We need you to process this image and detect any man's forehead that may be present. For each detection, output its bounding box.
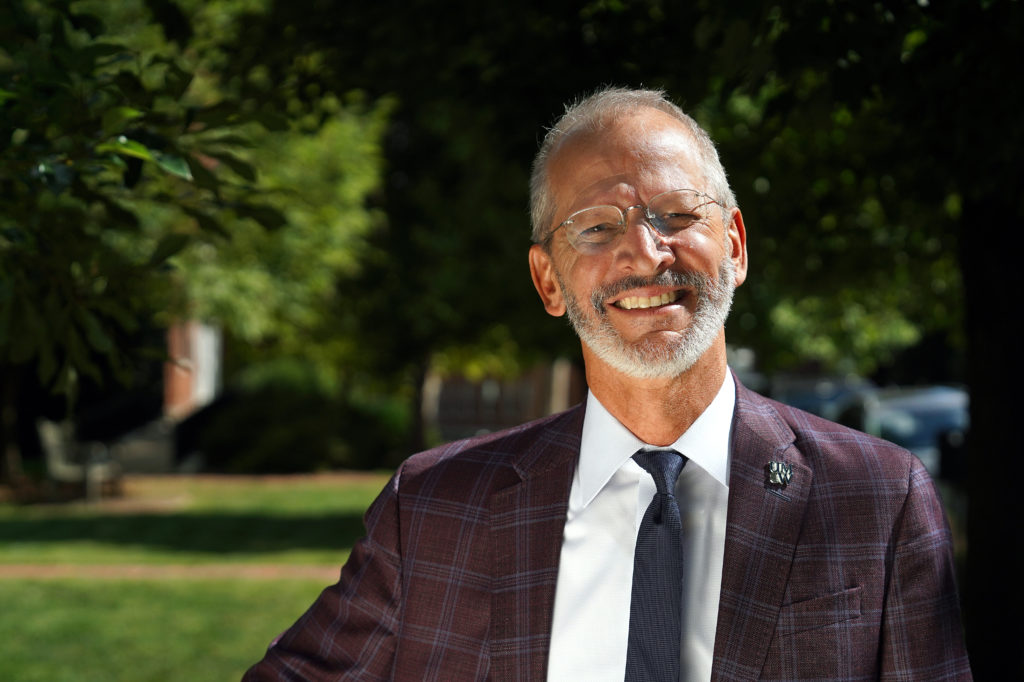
[551,110,699,173]
[547,110,704,204]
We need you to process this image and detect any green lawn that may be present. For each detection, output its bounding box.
[0,472,392,681]
[0,578,327,681]
[0,473,390,565]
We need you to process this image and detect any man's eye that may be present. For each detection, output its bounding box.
[577,223,619,241]
[656,213,700,232]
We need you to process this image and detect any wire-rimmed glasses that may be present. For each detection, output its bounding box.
[543,188,723,253]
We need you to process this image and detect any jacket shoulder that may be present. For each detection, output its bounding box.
[395,404,584,495]
[736,384,923,480]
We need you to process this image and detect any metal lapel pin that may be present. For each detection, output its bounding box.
[765,461,794,489]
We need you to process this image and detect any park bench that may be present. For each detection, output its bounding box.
[36,419,122,500]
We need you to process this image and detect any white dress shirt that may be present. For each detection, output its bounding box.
[547,373,735,682]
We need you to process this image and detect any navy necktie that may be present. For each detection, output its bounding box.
[625,448,687,682]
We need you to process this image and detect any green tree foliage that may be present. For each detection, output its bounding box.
[0,1,390,476]
[0,0,282,393]
[184,1,1018,670]
[702,4,972,375]
[168,95,391,382]
[193,0,963,380]
[149,1,976,472]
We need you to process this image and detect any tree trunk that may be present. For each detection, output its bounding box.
[961,202,1023,678]
[0,366,25,487]
[407,358,430,458]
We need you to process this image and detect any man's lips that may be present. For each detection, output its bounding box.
[611,289,683,310]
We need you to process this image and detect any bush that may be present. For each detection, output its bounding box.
[176,356,411,474]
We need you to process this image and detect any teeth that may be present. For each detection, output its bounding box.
[615,291,679,310]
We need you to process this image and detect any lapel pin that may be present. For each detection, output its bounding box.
[765,461,793,489]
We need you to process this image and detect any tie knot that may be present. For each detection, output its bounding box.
[632,449,686,495]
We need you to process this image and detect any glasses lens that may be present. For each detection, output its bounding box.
[564,206,625,246]
[648,190,715,235]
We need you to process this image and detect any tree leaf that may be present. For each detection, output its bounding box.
[96,196,141,230]
[190,102,242,129]
[183,208,230,238]
[37,342,59,384]
[75,308,115,355]
[148,233,191,266]
[203,133,255,148]
[92,299,139,333]
[165,61,194,99]
[67,11,106,38]
[186,155,222,193]
[79,42,128,65]
[155,152,194,180]
[66,328,102,384]
[10,294,46,364]
[96,136,157,162]
[204,150,257,181]
[235,204,288,230]
[255,110,289,132]
[149,55,194,99]
[112,71,148,103]
[101,107,145,137]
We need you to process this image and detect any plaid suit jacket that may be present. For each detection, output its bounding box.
[243,380,971,680]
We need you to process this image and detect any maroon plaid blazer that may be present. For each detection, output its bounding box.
[243,381,971,680]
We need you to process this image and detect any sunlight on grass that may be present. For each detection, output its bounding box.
[0,539,353,566]
[0,473,393,680]
[0,473,392,566]
[0,579,327,682]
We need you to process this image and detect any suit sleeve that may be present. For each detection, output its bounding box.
[879,460,972,680]
[242,470,404,681]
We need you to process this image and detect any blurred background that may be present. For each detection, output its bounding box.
[1,0,1019,679]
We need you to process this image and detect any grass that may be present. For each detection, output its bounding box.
[0,578,327,681]
[0,472,392,682]
[0,473,390,565]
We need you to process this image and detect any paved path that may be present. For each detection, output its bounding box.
[0,563,339,581]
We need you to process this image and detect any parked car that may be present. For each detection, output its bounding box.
[769,374,875,422]
[833,385,969,479]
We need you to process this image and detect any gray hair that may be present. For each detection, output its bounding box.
[529,87,736,243]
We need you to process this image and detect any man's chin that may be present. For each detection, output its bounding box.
[583,337,701,380]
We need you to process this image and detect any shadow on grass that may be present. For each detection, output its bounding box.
[0,512,368,555]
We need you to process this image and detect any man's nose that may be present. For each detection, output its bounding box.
[612,207,675,274]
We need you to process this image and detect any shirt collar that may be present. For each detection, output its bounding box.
[577,371,735,508]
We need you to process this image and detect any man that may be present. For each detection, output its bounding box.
[244,88,971,680]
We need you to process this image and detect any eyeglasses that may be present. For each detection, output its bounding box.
[543,188,723,253]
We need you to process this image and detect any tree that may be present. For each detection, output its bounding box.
[708,3,1021,674]
[190,0,967,440]
[168,94,391,381]
[184,0,1019,672]
[0,0,303,481]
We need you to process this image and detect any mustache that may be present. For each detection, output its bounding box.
[589,269,709,312]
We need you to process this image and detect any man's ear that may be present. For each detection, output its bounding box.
[727,208,748,288]
[529,244,567,317]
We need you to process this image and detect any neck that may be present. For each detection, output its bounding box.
[583,336,728,446]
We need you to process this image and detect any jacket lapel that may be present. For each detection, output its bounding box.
[712,383,812,680]
[488,405,582,681]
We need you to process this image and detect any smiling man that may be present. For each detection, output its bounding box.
[244,88,971,681]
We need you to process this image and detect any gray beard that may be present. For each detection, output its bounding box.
[558,257,736,380]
